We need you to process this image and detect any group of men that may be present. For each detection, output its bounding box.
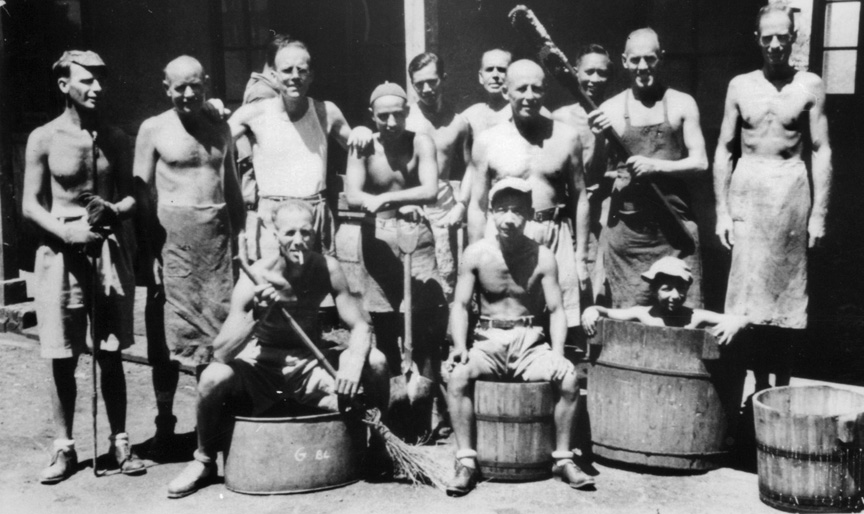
[23,1,830,500]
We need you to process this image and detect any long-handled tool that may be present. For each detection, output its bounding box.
[509,5,695,255]
[236,237,448,489]
[395,217,434,441]
[88,130,103,477]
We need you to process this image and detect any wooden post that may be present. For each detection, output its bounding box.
[403,0,439,99]
[0,6,28,306]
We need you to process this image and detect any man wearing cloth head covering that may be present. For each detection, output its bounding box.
[447,177,594,496]
[343,82,447,439]
[23,50,145,483]
[582,256,750,339]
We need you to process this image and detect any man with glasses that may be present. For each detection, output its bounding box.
[588,28,708,310]
[713,4,832,390]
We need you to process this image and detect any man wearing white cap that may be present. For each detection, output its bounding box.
[467,59,590,335]
[447,177,593,496]
[22,50,145,483]
[344,82,447,437]
[582,256,750,340]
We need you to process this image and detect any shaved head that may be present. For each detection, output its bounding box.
[506,59,545,87]
[163,55,205,83]
[625,28,661,55]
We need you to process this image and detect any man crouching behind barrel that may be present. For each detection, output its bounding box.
[167,199,389,499]
[445,177,594,496]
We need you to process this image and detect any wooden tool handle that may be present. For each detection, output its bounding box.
[236,241,339,379]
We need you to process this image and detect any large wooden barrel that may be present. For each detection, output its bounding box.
[754,385,864,512]
[587,319,732,470]
[475,380,555,481]
[224,412,365,495]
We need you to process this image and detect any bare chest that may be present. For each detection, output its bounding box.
[155,127,226,170]
[47,134,112,190]
[739,81,811,130]
[364,149,414,192]
[487,134,568,182]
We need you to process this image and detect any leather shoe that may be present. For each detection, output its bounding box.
[445,459,479,497]
[552,459,595,489]
[167,459,217,499]
[40,447,77,484]
[110,434,146,475]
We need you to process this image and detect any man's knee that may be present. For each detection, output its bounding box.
[448,364,477,397]
[366,348,389,377]
[198,363,236,396]
[554,372,580,402]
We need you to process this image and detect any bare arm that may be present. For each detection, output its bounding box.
[567,131,590,288]
[539,247,567,353]
[109,128,136,218]
[627,94,708,176]
[328,255,372,398]
[227,103,256,142]
[467,133,491,243]
[221,125,246,235]
[713,79,741,250]
[581,305,649,336]
[687,309,750,346]
[132,119,162,278]
[325,101,352,151]
[449,244,479,363]
[21,128,72,241]
[807,75,832,248]
[212,273,256,363]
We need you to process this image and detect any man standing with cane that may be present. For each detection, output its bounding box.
[23,50,145,483]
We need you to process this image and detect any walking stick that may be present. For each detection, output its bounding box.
[88,131,102,477]
[235,236,448,489]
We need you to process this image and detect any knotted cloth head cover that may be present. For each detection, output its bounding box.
[53,50,106,74]
[369,81,408,106]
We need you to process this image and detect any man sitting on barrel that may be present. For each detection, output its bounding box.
[167,199,389,499]
[445,177,594,496]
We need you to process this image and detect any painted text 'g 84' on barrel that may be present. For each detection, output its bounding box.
[755,385,864,513]
[225,412,366,495]
[475,380,555,481]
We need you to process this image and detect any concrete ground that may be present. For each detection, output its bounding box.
[0,329,784,514]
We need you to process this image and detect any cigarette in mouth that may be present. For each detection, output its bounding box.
[297,251,304,265]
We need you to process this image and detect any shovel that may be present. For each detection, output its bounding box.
[388,216,435,440]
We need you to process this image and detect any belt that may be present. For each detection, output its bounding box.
[477,316,535,330]
[261,191,326,205]
[533,206,564,223]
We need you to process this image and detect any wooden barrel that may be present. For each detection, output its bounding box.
[587,319,732,470]
[224,412,365,495]
[754,385,864,513]
[475,380,555,481]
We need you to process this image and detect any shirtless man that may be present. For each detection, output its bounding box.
[345,82,447,437]
[167,200,389,498]
[134,56,245,459]
[22,50,145,483]
[446,178,593,496]
[229,35,356,260]
[589,28,708,309]
[468,59,590,331]
[714,4,831,390]
[461,48,514,147]
[552,44,613,237]
[406,52,472,300]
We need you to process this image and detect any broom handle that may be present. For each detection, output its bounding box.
[235,256,338,378]
[402,252,412,373]
[90,131,100,477]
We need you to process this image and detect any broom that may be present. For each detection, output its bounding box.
[235,240,449,490]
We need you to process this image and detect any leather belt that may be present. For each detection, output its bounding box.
[533,206,563,222]
[477,317,535,330]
